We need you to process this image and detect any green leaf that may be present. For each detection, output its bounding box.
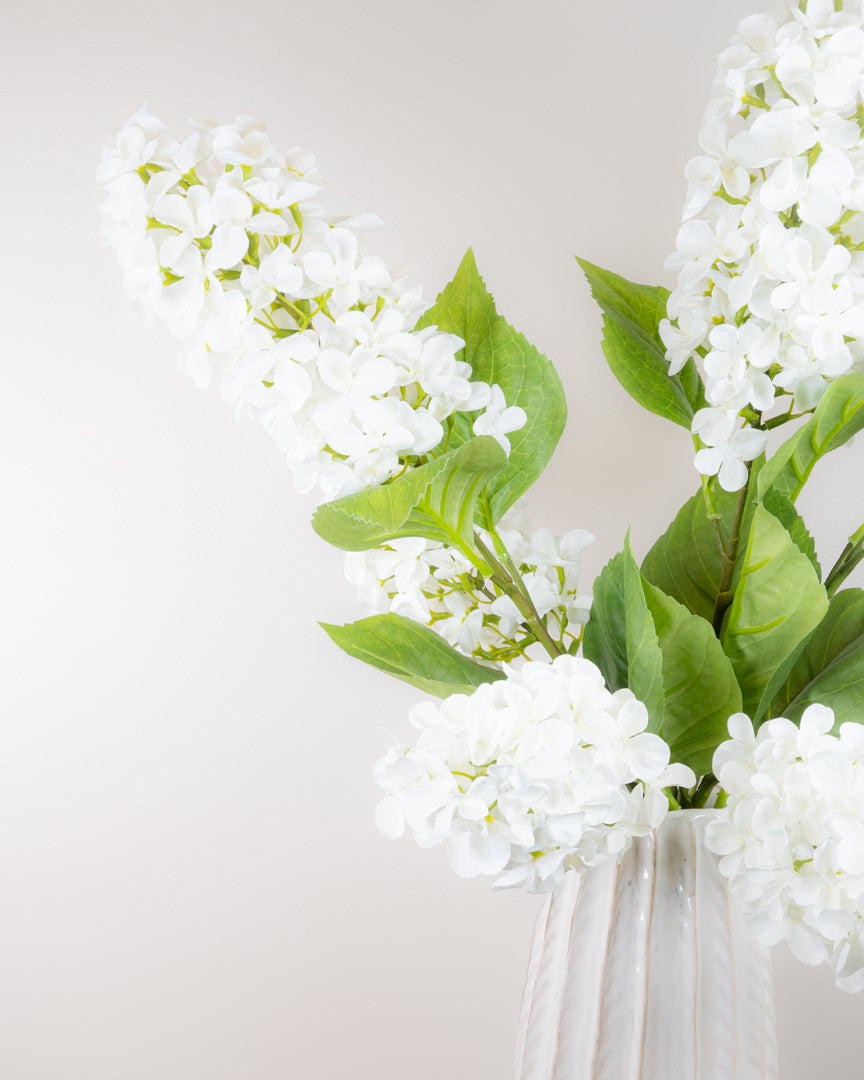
[582,539,665,731]
[417,250,567,523]
[766,587,864,726]
[757,373,864,502]
[582,551,629,693]
[311,436,507,551]
[320,614,505,698]
[641,486,740,623]
[752,631,814,727]
[761,488,821,578]
[577,257,705,429]
[642,581,742,776]
[621,541,666,728]
[721,504,829,716]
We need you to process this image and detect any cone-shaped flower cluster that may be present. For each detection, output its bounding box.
[98,110,521,502]
[374,655,694,892]
[663,0,864,491]
[707,707,864,992]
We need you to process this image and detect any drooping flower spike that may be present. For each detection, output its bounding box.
[98,110,523,503]
[663,0,864,490]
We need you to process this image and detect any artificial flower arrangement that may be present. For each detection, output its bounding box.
[99,0,864,1002]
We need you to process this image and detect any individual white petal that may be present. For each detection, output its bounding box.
[799,186,843,229]
[316,348,353,393]
[838,837,864,876]
[717,455,749,493]
[729,426,768,460]
[302,250,337,288]
[211,184,252,224]
[209,224,250,269]
[798,703,835,738]
[694,446,724,477]
[327,228,359,271]
[659,762,697,788]
[249,211,290,236]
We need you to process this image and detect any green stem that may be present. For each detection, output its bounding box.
[700,476,729,562]
[273,294,308,326]
[690,773,718,809]
[473,533,564,659]
[413,498,562,659]
[824,522,864,597]
[414,500,492,574]
[665,788,683,811]
[762,409,805,431]
[711,473,751,637]
[696,443,723,548]
[711,515,727,562]
[566,624,585,656]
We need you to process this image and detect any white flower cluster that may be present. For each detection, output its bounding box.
[345,507,594,660]
[662,0,864,491]
[706,707,864,991]
[98,109,524,502]
[374,655,695,892]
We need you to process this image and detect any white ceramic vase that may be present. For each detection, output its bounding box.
[513,810,777,1080]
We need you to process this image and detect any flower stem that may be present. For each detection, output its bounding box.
[824,522,864,597]
[665,787,683,811]
[690,772,718,808]
[472,532,564,659]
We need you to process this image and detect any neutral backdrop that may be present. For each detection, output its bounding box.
[3,0,863,1076]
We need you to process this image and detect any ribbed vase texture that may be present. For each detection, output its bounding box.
[514,810,777,1080]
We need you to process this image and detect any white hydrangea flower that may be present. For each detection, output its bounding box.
[344,505,594,660]
[664,0,864,491]
[472,385,528,454]
[98,110,524,503]
[692,407,768,492]
[374,655,695,892]
[706,706,864,992]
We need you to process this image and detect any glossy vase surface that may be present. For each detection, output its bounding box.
[514,810,777,1080]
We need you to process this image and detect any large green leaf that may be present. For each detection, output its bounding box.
[311,436,507,551]
[752,630,814,726]
[642,581,742,776]
[641,486,740,623]
[582,551,628,694]
[417,250,567,523]
[761,488,820,578]
[321,614,505,698]
[721,504,829,716]
[577,257,705,429]
[582,540,665,731]
[766,588,864,726]
[757,373,864,502]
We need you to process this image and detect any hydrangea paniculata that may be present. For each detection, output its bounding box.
[706,706,864,991]
[98,110,524,502]
[663,0,864,491]
[374,655,695,892]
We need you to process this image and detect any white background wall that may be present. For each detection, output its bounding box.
[2,0,863,1076]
